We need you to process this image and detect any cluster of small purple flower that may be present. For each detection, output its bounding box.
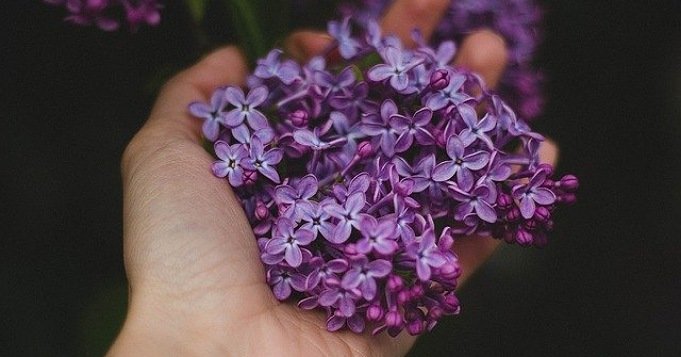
[188,18,577,335]
[339,0,545,120]
[44,0,161,31]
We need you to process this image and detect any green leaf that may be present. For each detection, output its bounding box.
[185,0,209,23]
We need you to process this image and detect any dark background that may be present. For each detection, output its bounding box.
[3,1,680,356]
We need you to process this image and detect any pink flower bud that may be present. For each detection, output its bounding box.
[288,109,308,127]
[429,69,450,90]
[559,174,579,192]
[366,304,384,322]
[356,141,373,158]
[387,275,404,292]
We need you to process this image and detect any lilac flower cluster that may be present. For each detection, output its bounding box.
[188,19,577,335]
[44,0,161,31]
[339,0,545,120]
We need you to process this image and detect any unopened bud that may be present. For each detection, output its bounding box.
[254,201,269,220]
[429,69,450,90]
[288,109,308,127]
[356,141,373,158]
[366,304,384,322]
[497,193,513,210]
[534,206,551,223]
[387,275,404,292]
[516,228,533,246]
[559,174,579,192]
[243,170,258,185]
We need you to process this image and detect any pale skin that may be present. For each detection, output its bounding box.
[109,1,558,355]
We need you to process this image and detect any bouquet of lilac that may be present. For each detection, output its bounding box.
[340,0,545,120]
[44,0,161,31]
[188,18,578,336]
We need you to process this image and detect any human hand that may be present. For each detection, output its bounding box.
[109,1,557,356]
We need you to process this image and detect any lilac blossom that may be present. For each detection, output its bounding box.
[424,71,471,111]
[368,46,422,92]
[211,142,248,186]
[264,217,315,267]
[389,107,435,152]
[324,192,368,243]
[342,256,392,300]
[432,135,490,191]
[242,136,283,183]
[360,99,398,157]
[512,167,556,219]
[406,228,447,281]
[188,14,578,336]
[355,216,398,255]
[223,86,269,131]
[45,0,162,32]
[188,88,227,142]
[328,17,362,59]
[254,49,300,85]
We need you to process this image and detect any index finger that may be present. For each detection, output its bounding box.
[286,0,451,60]
[145,46,248,144]
[379,0,451,48]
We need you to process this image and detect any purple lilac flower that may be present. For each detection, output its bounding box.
[223,86,269,131]
[328,17,362,59]
[188,88,226,142]
[341,256,392,300]
[424,71,471,111]
[339,0,545,120]
[406,228,447,281]
[355,216,398,255]
[512,167,556,219]
[367,46,423,92]
[324,192,369,243]
[360,99,398,157]
[254,49,300,85]
[211,142,248,186]
[432,135,490,191]
[242,136,283,183]
[45,0,162,32]
[264,217,315,267]
[389,107,435,152]
[189,14,577,336]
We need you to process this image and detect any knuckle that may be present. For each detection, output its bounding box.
[461,30,509,70]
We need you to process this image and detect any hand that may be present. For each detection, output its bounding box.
[109,1,557,356]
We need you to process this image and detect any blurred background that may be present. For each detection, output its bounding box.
[2,0,680,355]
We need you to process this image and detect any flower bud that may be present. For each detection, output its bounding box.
[410,284,425,299]
[427,306,444,321]
[429,69,450,90]
[559,174,579,192]
[407,319,425,335]
[243,170,258,185]
[534,206,551,223]
[254,200,269,221]
[397,290,411,305]
[441,293,460,313]
[497,193,513,210]
[288,109,308,127]
[385,310,403,328]
[356,141,373,158]
[523,218,538,231]
[558,193,577,205]
[366,304,384,322]
[516,228,533,246]
[343,243,358,255]
[387,275,404,292]
[506,207,521,222]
